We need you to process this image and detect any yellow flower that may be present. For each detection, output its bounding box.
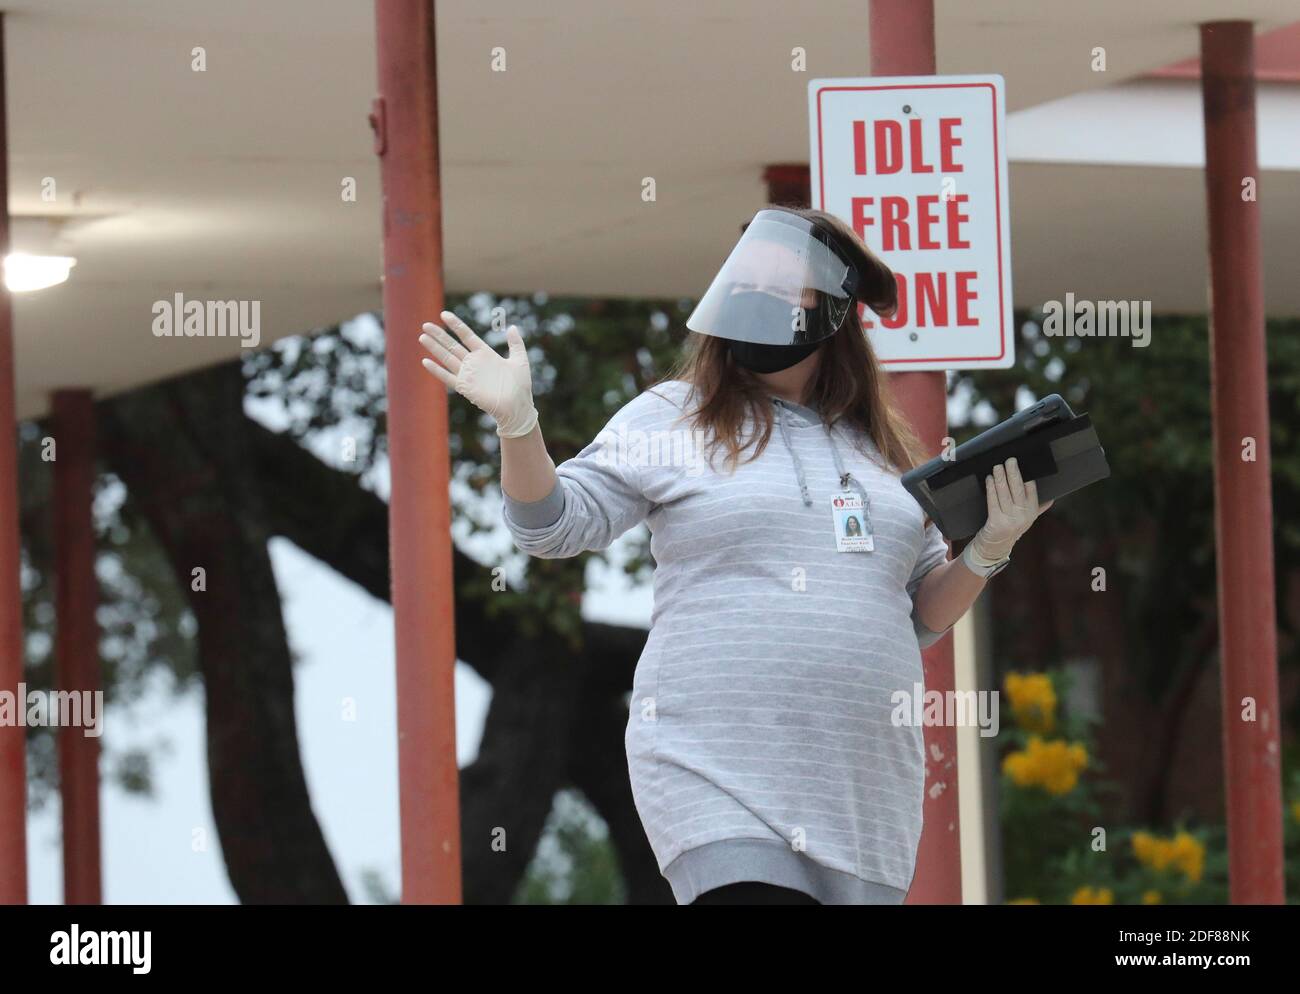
[1001,735,1089,795]
[1291,799,1300,826]
[1006,897,1040,905]
[1002,749,1034,787]
[1170,831,1205,883]
[1132,830,1205,883]
[1004,672,1057,733]
[1132,831,1162,868]
[1142,890,1163,905]
[1071,886,1114,905]
[1131,830,1152,853]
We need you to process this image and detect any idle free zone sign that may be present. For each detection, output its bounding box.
[808,75,1015,370]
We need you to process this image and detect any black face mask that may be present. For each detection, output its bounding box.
[728,337,822,373]
[718,291,829,373]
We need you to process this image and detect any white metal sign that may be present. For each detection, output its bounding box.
[808,74,1014,370]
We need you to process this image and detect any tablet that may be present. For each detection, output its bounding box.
[901,394,1110,540]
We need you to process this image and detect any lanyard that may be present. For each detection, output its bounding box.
[772,395,872,527]
[823,422,873,529]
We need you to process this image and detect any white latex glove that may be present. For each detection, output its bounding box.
[419,311,539,438]
[966,457,1053,567]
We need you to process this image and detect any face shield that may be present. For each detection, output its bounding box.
[685,209,863,346]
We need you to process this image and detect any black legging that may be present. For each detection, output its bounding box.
[690,881,820,905]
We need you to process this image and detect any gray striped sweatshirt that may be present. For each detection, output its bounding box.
[502,379,951,904]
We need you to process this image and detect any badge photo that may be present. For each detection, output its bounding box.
[832,493,874,552]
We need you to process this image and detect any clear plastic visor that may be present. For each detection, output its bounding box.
[685,215,855,346]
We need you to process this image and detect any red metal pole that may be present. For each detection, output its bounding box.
[51,389,102,904]
[372,0,462,904]
[1199,21,1283,905]
[870,0,962,905]
[0,13,29,907]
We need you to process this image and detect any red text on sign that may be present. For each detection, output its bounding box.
[852,195,971,251]
[862,272,979,331]
[852,117,964,175]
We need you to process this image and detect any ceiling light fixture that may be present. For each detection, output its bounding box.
[4,253,77,293]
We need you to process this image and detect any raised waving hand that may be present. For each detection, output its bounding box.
[419,310,538,438]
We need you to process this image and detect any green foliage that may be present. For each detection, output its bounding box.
[1000,667,1107,895]
[513,790,625,905]
[998,667,1300,904]
[357,867,399,905]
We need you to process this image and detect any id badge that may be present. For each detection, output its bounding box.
[831,492,874,552]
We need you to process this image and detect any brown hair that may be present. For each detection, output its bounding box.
[657,205,925,475]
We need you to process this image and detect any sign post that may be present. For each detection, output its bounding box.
[808,63,1015,904]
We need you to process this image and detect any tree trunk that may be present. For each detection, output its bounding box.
[100,366,347,903]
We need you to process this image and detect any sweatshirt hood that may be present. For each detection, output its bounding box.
[767,394,822,427]
[770,394,866,512]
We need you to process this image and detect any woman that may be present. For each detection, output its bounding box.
[419,206,1050,906]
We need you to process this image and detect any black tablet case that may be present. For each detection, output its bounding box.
[901,400,1110,541]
